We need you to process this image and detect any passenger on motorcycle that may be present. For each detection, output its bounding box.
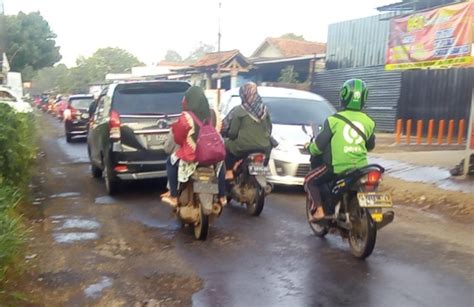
[306,79,376,222]
[222,82,272,180]
[161,86,226,207]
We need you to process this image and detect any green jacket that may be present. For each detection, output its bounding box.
[224,106,272,156]
[309,110,376,174]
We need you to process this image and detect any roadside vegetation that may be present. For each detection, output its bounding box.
[0,104,36,281]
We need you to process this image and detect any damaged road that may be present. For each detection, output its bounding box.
[5,115,474,306]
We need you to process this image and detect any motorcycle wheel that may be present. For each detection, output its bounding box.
[247,188,265,216]
[306,195,328,237]
[348,199,377,259]
[194,203,209,240]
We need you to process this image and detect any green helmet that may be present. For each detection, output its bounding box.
[340,79,369,110]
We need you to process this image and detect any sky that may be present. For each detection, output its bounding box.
[5,0,394,67]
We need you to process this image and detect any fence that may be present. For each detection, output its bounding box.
[395,118,466,145]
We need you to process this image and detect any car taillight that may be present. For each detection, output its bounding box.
[109,110,121,140]
[251,153,265,164]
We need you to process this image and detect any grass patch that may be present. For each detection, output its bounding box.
[0,104,36,282]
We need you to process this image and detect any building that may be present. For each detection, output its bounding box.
[312,0,473,132]
[174,50,252,90]
[250,37,326,84]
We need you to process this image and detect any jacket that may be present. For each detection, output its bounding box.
[224,105,272,156]
[309,110,375,174]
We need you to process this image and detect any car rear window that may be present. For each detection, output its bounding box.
[70,98,94,110]
[112,82,190,115]
[228,96,335,126]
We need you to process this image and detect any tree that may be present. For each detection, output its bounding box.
[280,33,306,41]
[31,64,70,94]
[278,65,300,83]
[184,42,215,64]
[30,48,143,94]
[163,50,183,62]
[5,12,61,80]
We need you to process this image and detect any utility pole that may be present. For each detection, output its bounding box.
[216,1,222,107]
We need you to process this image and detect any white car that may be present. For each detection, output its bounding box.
[220,86,335,186]
[0,87,33,113]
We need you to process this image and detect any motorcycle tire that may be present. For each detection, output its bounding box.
[348,200,377,259]
[194,203,209,240]
[306,195,328,237]
[247,188,265,216]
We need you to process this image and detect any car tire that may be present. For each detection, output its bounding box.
[66,133,72,143]
[91,164,102,178]
[104,157,119,195]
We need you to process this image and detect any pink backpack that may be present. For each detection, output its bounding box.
[188,112,226,166]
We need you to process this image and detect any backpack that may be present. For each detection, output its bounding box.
[188,112,226,166]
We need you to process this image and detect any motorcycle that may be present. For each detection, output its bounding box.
[306,164,395,259]
[175,165,223,240]
[226,152,272,216]
[302,123,394,258]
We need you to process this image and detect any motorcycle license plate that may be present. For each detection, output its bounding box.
[357,192,393,208]
[248,164,267,175]
[193,181,218,194]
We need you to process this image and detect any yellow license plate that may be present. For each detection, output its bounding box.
[357,192,393,208]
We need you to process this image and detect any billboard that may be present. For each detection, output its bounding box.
[386,1,474,70]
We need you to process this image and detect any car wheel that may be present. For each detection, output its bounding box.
[66,133,72,143]
[104,157,119,195]
[91,164,102,178]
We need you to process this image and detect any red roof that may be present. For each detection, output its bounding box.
[158,61,186,67]
[192,50,242,68]
[253,38,326,58]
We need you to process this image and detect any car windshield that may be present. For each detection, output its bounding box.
[228,96,334,125]
[113,83,189,115]
[70,98,94,110]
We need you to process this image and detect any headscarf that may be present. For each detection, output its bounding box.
[183,86,211,122]
[239,82,267,122]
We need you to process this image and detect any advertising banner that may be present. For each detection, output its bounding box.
[386,1,474,70]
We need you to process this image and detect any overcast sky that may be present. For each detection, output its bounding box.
[5,0,394,66]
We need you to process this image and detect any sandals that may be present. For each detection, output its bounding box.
[161,195,178,208]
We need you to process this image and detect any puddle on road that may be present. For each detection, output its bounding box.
[369,157,474,193]
[84,276,113,299]
[57,138,89,163]
[60,218,100,230]
[95,196,115,205]
[50,167,66,177]
[50,192,81,199]
[53,232,99,244]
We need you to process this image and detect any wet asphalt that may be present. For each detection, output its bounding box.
[33,115,474,306]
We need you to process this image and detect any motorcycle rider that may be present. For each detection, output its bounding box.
[306,79,375,221]
[222,82,272,180]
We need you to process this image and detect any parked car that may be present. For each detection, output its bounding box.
[0,87,33,113]
[64,94,95,142]
[220,86,335,186]
[87,80,191,194]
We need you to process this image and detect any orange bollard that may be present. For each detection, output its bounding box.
[457,119,465,145]
[416,120,423,145]
[447,120,455,145]
[406,119,412,144]
[437,120,445,145]
[427,119,434,145]
[395,119,402,144]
